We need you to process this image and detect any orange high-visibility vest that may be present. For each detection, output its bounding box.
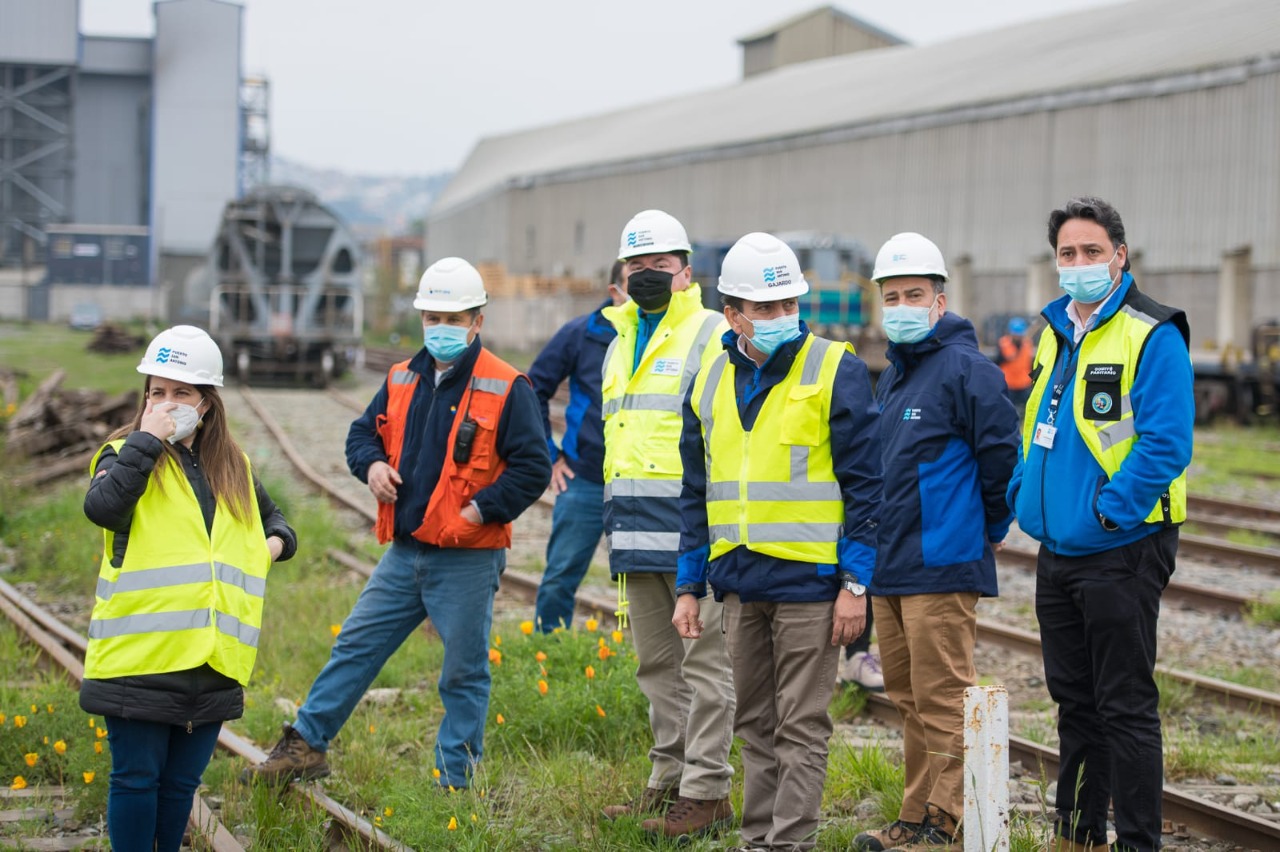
[998,335,1034,391]
[374,348,524,549]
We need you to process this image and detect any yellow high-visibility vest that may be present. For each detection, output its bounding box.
[601,285,725,561]
[84,440,271,686]
[1023,298,1187,525]
[693,333,848,563]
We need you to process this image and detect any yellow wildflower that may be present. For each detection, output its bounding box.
[368,725,376,734]
[488,648,502,665]
[611,630,624,643]
[538,680,548,695]
[83,772,95,784]
[30,704,36,713]
[94,742,103,754]
[46,704,54,714]
[54,741,66,755]
[598,646,613,661]
[584,665,595,680]
[384,806,394,817]
[471,813,478,823]
[23,754,37,767]
[496,714,505,725]
[42,736,49,745]
[11,776,26,790]
[0,713,5,725]
[492,635,501,647]
[88,718,95,728]
[330,624,342,637]
[432,768,441,779]
[535,651,547,662]
[14,716,27,728]
[585,618,599,632]
[597,705,607,718]
[96,727,106,739]
[519,620,534,635]
[447,816,458,830]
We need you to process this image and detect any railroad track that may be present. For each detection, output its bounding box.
[236,381,1280,850]
[997,545,1261,617]
[0,578,408,851]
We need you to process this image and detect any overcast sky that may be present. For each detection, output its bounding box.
[81,0,1122,177]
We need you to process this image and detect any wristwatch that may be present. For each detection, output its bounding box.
[840,578,867,596]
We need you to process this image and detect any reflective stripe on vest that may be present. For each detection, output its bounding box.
[1023,298,1187,525]
[84,440,270,686]
[601,288,726,566]
[694,333,848,563]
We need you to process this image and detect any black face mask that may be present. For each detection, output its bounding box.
[626,268,675,312]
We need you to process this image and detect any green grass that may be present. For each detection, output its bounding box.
[1190,424,1280,497]
[1245,591,1280,628]
[0,320,151,399]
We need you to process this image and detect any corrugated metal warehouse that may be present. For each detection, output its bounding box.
[0,0,242,320]
[426,0,1280,352]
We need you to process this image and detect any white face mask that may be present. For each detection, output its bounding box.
[168,399,203,445]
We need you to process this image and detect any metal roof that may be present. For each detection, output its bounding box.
[735,4,907,47]
[431,0,1280,216]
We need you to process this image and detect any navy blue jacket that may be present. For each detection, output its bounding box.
[526,301,616,484]
[345,337,551,541]
[677,327,882,603]
[873,312,1020,597]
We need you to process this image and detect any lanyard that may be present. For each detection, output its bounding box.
[1045,346,1080,427]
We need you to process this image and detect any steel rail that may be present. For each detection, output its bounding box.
[863,694,1280,851]
[996,546,1259,617]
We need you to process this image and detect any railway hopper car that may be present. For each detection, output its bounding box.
[208,186,362,386]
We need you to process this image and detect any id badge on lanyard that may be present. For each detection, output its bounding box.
[1035,350,1079,451]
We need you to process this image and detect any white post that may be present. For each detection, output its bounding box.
[964,685,1010,852]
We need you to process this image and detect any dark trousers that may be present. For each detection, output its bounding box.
[1036,527,1177,852]
[105,716,222,852]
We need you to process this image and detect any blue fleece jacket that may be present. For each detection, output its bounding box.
[345,337,551,540]
[1007,274,1193,556]
[873,312,1020,597]
[526,300,616,484]
[676,326,882,602]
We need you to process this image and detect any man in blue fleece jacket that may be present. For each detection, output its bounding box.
[1009,197,1192,852]
[853,232,1020,852]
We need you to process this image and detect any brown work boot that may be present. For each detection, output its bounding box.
[854,819,922,851]
[640,795,734,838]
[240,723,330,784]
[600,783,677,820]
[888,803,960,850]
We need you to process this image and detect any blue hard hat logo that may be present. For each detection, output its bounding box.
[1091,392,1113,415]
[762,267,777,283]
[626,232,638,247]
[156,347,172,364]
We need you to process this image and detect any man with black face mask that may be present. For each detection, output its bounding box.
[598,210,735,841]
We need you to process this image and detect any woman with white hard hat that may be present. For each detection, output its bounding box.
[80,325,297,852]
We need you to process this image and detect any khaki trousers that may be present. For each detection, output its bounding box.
[873,592,979,823]
[724,595,839,851]
[626,572,735,799]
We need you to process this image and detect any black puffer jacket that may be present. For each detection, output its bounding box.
[79,430,296,727]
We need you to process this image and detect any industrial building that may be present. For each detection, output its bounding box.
[0,0,250,321]
[427,0,1280,355]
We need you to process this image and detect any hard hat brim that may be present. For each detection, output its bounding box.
[413,296,488,312]
[137,362,224,387]
[716,279,810,301]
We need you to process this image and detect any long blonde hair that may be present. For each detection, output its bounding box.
[108,377,253,524]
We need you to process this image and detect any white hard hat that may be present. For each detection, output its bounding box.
[872,232,949,283]
[717,232,810,301]
[414,257,488,312]
[618,209,692,260]
[138,325,224,387]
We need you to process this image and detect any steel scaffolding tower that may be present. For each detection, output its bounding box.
[0,62,74,266]
[240,75,270,195]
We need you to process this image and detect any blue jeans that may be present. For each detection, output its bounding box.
[104,716,222,852]
[294,541,503,788]
[535,476,604,633]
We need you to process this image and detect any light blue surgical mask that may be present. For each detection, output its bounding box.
[881,299,938,344]
[744,312,801,357]
[1058,249,1120,303]
[423,323,472,362]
